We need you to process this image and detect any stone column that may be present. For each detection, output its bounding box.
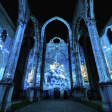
[0,0,30,111]
[28,28,39,102]
[72,41,84,98]
[86,19,112,111]
[40,41,46,93]
[74,42,83,87]
[86,19,111,82]
[2,22,26,82]
[32,18,40,102]
[0,83,14,112]
[0,22,27,112]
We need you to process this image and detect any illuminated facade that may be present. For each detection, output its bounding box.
[43,37,71,90]
[100,25,112,79]
[0,0,112,112]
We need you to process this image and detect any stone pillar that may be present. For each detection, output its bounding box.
[68,44,74,90]
[31,17,40,102]
[72,41,84,98]
[99,84,112,111]
[36,87,41,101]
[27,27,39,102]
[0,0,30,111]
[74,42,83,87]
[86,19,111,83]
[40,42,46,92]
[23,17,40,102]
[0,22,26,112]
[26,88,34,102]
[86,19,112,111]
[2,22,26,82]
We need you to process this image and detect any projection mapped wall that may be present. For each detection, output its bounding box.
[43,37,71,90]
[0,28,13,81]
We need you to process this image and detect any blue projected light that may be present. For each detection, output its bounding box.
[43,37,71,90]
[41,17,73,90]
[24,17,73,90]
[44,61,70,90]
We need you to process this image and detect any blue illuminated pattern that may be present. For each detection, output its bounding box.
[0,28,12,81]
[43,37,71,90]
[41,17,73,90]
[100,26,112,79]
[44,61,70,90]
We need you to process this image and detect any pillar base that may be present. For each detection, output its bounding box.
[48,89,54,99]
[99,83,112,112]
[72,87,88,100]
[60,90,64,98]
[0,82,14,112]
[36,88,41,102]
[26,88,34,102]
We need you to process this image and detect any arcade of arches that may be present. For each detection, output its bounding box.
[0,0,112,112]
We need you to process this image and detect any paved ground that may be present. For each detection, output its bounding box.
[15,99,97,112]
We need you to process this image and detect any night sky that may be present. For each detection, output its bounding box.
[0,0,112,34]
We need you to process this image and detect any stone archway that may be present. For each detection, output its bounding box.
[41,16,72,47]
[40,17,73,92]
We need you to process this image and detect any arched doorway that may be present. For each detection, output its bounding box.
[40,17,73,96]
[78,19,101,100]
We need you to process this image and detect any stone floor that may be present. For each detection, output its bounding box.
[15,99,97,112]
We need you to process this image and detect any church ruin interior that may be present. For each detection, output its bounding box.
[0,0,112,112]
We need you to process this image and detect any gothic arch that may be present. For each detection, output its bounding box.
[72,17,86,49]
[40,16,73,90]
[41,16,72,48]
[74,17,87,40]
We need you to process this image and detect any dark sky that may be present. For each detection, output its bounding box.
[0,0,112,33]
[94,0,112,33]
[28,0,76,24]
[0,0,76,25]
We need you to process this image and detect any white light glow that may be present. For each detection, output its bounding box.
[27,68,34,83]
[80,64,88,82]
